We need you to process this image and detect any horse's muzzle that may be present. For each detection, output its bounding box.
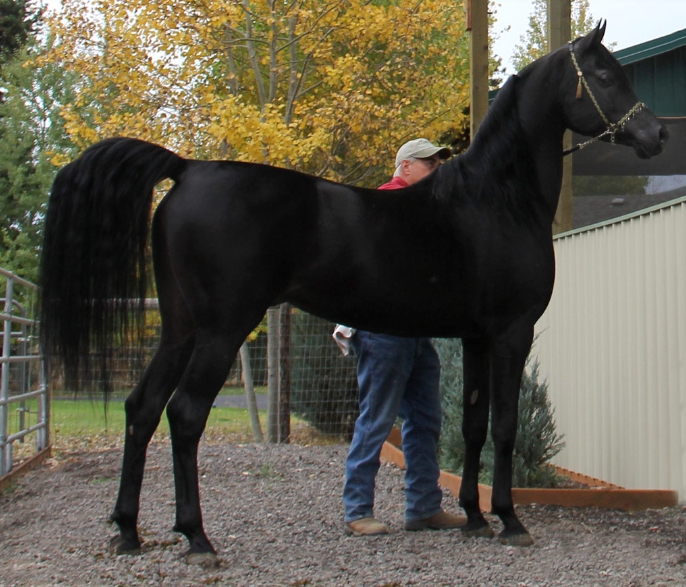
[629,119,669,159]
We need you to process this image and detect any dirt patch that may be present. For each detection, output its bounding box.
[1,442,685,587]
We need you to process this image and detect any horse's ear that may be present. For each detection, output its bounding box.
[575,20,607,52]
[593,20,607,44]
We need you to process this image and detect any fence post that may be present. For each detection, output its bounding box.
[240,342,263,442]
[278,303,291,443]
[266,306,280,443]
[0,278,14,476]
[18,304,27,441]
[37,360,49,452]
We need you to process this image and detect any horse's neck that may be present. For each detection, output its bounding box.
[514,56,568,220]
[459,63,567,224]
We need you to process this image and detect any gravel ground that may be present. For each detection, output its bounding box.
[1,442,685,587]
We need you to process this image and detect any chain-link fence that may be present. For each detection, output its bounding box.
[50,304,359,448]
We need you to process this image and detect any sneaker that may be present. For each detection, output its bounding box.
[404,510,467,531]
[344,517,389,536]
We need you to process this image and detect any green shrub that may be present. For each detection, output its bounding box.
[434,338,565,488]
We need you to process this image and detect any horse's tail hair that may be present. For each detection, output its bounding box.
[39,137,186,394]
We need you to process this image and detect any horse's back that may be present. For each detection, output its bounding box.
[152,160,555,338]
[156,160,357,260]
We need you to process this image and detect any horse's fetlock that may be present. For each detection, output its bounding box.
[490,503,513,521]
[462,521,495,540]
[173,520,202,539]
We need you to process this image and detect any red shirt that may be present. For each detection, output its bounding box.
[377,176,409,190]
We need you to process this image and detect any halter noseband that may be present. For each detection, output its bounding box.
[564,41,646,156]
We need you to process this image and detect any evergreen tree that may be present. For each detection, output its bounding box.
[0,37,78,280]
[0,0,38,64]
[434,338,565,488]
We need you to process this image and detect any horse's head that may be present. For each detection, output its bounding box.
[563,22,668,159]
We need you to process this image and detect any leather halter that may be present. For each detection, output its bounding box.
[564,41,646,156]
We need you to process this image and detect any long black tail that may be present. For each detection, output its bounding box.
[39,137,186,393]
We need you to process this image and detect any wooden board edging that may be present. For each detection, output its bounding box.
[380,437,678,511]
[0,447,52,492]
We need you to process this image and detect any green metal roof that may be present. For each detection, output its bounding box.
[489,28,686,115]
[616,29,686,117]
[614,28,686,66]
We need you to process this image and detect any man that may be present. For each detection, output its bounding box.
[336,138,466,536]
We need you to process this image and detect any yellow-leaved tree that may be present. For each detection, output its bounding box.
[42,0,470,185]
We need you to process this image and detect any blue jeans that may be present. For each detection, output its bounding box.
[344,331,443,523]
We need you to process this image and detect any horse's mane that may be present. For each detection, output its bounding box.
[433,73,542,221]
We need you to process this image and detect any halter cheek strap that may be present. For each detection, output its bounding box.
[564,42,646,156]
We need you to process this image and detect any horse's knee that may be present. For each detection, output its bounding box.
[490,420,517,454]
[462,421,488,447]
[491,438,515,464]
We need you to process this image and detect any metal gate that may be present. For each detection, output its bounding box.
[0,267,48,478]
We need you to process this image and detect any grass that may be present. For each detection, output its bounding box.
[217,385,268,397]
[50,398,257,449]
[7,394,343,463]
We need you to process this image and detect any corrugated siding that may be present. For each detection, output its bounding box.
[535,197,686,501]
[624,46,686,116]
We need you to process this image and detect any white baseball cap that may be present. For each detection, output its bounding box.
[394,138,451,175]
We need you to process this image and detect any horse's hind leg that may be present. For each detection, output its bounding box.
[164,319,261,565]
[109,317,195,555]
[459,338,495,539]
[489,325,535,547]
[109,232,197,555]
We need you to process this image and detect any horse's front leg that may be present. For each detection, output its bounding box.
[489,325,535,546]
[459,338,495,539]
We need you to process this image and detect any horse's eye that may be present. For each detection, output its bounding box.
[598,71,613,87]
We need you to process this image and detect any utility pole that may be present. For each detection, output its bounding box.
[466,0,489,140]
[548,0,573,233]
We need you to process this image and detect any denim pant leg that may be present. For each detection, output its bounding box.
[344,332,415,522]
[398,338,443,522]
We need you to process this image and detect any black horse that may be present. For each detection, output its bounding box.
[40,23,667,563]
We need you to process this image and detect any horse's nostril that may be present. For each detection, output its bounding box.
[659,125,670,145]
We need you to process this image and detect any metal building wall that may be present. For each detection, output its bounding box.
[535,196,686,501]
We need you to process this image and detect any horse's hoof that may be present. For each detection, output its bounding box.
[462,524,495,539]
[109,535,141,556]
[185,551,219,567]
[498,531,534,547]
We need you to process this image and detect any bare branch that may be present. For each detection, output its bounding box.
[243,0,266,110]
[223,25,239,95]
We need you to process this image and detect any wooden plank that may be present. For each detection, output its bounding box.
[0,447,52,491]
[381,434,678,512]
